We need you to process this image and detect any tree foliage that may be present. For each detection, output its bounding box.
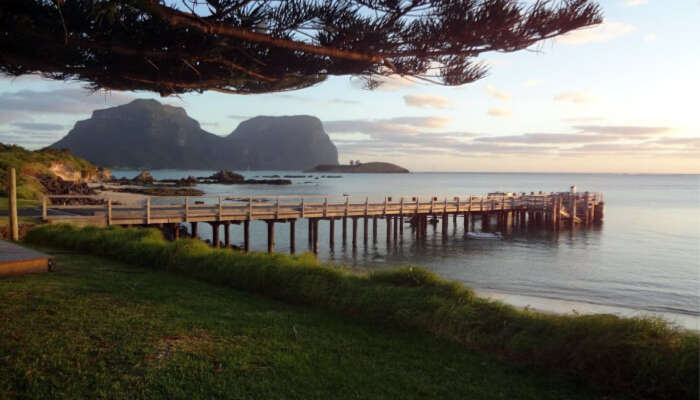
[0,0,602,95]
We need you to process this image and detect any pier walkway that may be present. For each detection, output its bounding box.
[41,189,604,254]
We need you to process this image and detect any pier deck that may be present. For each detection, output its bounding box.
[41,190,604,254]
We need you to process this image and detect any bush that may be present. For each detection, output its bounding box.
[26,224,699,400]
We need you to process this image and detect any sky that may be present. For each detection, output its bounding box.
[0,0,698,173]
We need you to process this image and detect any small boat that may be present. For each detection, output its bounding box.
[467,232,503,240]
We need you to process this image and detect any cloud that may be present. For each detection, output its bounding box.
[623,0,648,6]
[0,88,135,116]
[487,108,512,117]
[524,80,541,87]
[328,98,360,105]
[403,94,452,109]
[324,116,450,134]
[228,115,252,120]
[554,21,636,45]
[562,116,605,123]
[554,91,596,104]
[573,125,672,137]
[10,122,63,131]
[644,33,657,42]
[475,133,612,144]
[485,85,512,100]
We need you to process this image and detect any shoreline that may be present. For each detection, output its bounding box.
[475,288,699,331]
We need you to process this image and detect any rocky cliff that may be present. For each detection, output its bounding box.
[51,100,339,170]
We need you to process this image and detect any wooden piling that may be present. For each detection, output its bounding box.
[342,217,347,244]
[442,212,448,236]
[244,220,250,252]
[190,222,198,238]
[266,220,275,253]
[583,192,591,227]
[289,219,296,254]
[329,218,335,248]
[352,217,358,248]
[312,219,319,254]
[372,216,378,242]
[211,222,220,248]
[224,222,230,247]
[172,223,180,240]
[386,216,392,242]
[363,217,368,244]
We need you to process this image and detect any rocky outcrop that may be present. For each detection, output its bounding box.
[51,100,339,170]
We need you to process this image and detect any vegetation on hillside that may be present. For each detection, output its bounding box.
[0,250,602,399]
[25,224,699,400]
[0,143,104,199]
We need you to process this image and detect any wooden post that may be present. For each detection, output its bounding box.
[329,218,335,248]
[399,214,403,235]
[342,216,347,244]
[224,223,230,247]
[107,199,112,226]
[464,212,470,233]
[441,212,448,236]
[172,223,180,240]
[184,197,189,222]
[249,195,253,219]
[276,197,280,219]
[7,168,18,241]
[42,195,47,221]
[266,220,275,253]
[363,216,368,244]
[386,215,392,242]
[583,192,590,227]
[191,222,198,238]
[308,218,314,244]
[145,198,151,225]
[289,220,296,254]
[211,222,220,248]
[372,216,378,242]
[300,196,305,218]
[312,219,319,254]
[393,214,398,242]
[323,196,328,218]
[243,220,250,252]
[569,186,577,227]
[352,217,358,248]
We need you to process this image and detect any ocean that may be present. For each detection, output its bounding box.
[112,170,700,329]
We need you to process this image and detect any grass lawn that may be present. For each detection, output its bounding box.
[0,250,606,400]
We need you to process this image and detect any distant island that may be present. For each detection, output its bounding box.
[50,99,338,170]
[306,161,409,173]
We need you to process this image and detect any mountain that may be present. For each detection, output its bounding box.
[50,99,339,170]
[225,115,337,170]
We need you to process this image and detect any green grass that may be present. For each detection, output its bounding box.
[24,224,700,400]
[0,250,602,399]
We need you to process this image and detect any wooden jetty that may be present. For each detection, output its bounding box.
[41,187,604,254]
[0,240,51,277]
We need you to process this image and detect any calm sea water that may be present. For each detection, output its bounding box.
[112,170,700,329]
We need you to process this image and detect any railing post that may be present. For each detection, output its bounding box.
[107,199,112,226]
[323,196,328,217]
[184,196,189,221]
[365,196,369,216]
[42,195,47,221]
[345,196,349,217]
[218,195,223,221]
[415,195,419,213]
[300,196,305,218]
[249,195,253,219]
[456,196,460,213]
[444,197,448,213]
[145,198,150,224]
[430,197,434,214]
[383,196,387,216]
[400,197,404,216]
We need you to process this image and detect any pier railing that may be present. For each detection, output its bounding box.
[42,191,603,226]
